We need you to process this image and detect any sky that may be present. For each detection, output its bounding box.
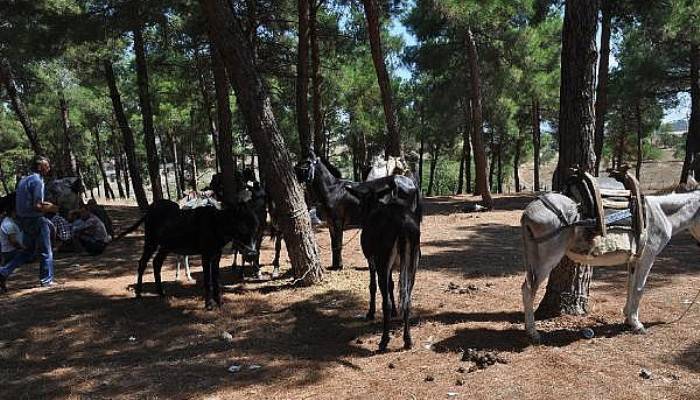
[389,14,689,124]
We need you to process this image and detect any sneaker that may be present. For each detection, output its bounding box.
[40,280,58,288]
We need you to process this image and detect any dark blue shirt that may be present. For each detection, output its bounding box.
[15,173,44,218]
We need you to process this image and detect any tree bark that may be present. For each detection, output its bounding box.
[311,1,325,156]
[514,135,522,192]
[418,132,425,191]
[552,1,598,189]
[538,0,598,318]
[362,0,401,157]
[427,144,439,196]
[635,101,643,179]
[200,0,323,285]
[457,132,465,195]
[211,40,237,203]
[0,161,9,194]
[532,97,541,191]
[0,58,43,155]
[58,90,76,176]
[133,26,163,201]
[594,2,612,176]
[465,28,493,208]
[111,133,126,199]
[681,42,700,182]
[104,59,149,209]
[91,126,115,200]
[496,141,503,194]
[195,49,220,171]
[297,0,312,154]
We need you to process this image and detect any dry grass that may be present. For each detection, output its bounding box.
[1,194,699,399]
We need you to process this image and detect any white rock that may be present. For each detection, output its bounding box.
[228,364,242,373]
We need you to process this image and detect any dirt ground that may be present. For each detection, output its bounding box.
[2,194,700,399]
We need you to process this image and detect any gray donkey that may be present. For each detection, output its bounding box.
[521,187,700,342]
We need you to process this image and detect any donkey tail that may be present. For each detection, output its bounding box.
[113,215,146,241]
[398,227,420,316]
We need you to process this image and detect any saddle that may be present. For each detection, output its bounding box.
[564,166,646,256]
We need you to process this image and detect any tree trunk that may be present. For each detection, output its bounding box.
[465,28,493,208]
[362,0,401,157]
[133,26,163,201]
[200,0,323,285]
[538,0,598,318]
[58,90,76,176]
[109,125,126,199]
[311,1,325,156]
[418,139,425,191]
[0,161,9,194]
[159,134,171,200]
[514,135,522,192]
[0,58,43,155]
[535,257,592,319]
[594,2,612,176]
[552,1,598,189]
[91,126,115,200]
[635,101,643,179]
[532,97,541,191]
[297,0,312,154]
[457,132,465,195]
[211,40,238,203]
[195,49,220,171]
[681,42,700,182]
[122,152,131,198]
[488,134,496,192]
[496,141,503,194]
[166,133,182,199]
[427,145,439,196]
[465,134,472,194]
[104,59,149,209]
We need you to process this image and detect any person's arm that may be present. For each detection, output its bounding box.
[2,223,24,249]
[7,233,23,249]
[31,178,58,214]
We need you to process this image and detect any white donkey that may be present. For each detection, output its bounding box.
[521,189,700,342]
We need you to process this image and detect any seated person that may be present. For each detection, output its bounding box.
[72,204,111,255]
[49,212,74,252]
[0,206,24,264]
[86,199,114,237]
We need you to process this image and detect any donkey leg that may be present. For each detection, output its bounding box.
[175,256,181,281]
[389,273,398,318]
[366,261,377,320]
[624,251,658,333]
[272,234,282,278]
[377,265,392,352]
[153,250,168,297]
[328,222,344,270]
[136,244,157,298]
[521,226,568,343]
[211,253,223,307]
[202,255,213,310]
[185,256,193,281]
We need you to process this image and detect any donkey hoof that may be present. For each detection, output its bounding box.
[365,312,375,321]
[327,265,343,271]
[377,342,389,353]
[403,339,413,350]
[528,331,542,344]
[630,326,648,335]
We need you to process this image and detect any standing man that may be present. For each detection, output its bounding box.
[0,156,58,291]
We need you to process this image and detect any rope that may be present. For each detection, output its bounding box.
[314,229,361,250]
[664,288,700,325]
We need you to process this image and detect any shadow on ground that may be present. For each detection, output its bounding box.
[0,287,378,398]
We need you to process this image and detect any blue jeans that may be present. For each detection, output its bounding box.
[0,217,54,284]
[1,250,18,265]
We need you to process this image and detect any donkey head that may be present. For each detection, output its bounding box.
[294,151,319,185]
